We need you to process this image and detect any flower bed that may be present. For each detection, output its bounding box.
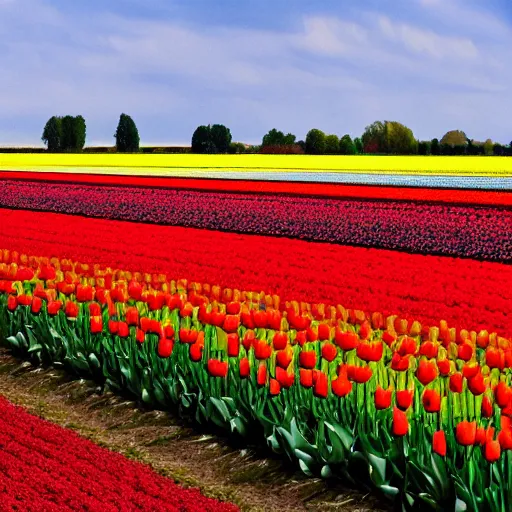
[0,396,238,512]
[1,180,512,262]
[1,249,512,511]
[0,208,510,337]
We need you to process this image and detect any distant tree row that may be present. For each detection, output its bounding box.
[42,114,140,152]
[41,114,511,155]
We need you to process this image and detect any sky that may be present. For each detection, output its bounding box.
[0,0,511,147]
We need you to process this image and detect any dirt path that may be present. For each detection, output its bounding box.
[0,348,388,512]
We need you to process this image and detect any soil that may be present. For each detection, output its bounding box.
[0,347,390,512]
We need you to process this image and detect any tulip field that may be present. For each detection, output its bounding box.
[1,157,512,511]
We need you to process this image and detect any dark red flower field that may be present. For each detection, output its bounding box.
[1,179,512,261]
[0,396,238,512]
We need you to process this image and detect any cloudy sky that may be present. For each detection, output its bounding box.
[0,0,510,146]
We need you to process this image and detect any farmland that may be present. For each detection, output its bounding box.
[1,155,512,511]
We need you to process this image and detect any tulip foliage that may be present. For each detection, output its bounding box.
[1,250,512,511]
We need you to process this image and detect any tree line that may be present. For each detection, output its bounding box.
[41,114,512,156]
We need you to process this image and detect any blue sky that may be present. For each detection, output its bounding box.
[0,0,510,146]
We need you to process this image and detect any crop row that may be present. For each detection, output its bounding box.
[1,180,512,261]
[1,253,512,511]
[0,396,237,512]
[0,208,510,338]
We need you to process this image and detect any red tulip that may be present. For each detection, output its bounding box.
[226,301,241,315]
[416,360,438,386]
[359,320,371,340]
[17,294,32,306]
[223,315,240,333]
[299,350,317,369]
[382,330,396,346]
[455,421,477,446]
[396,389,414,410]
[254,339,272,360]
[227,333,240,357]
[391,353,410,371]
[318,323,330,341]
[486,347,504,370]
[331,375,352,397]
[276,367,294,388]
[88,302,101,317]
[356,341,383,362]
[47,300,62,316]
[65,301,79,318]
[498,428,512,450]
[76,284,94,303]
[433,430,446,456]
[419,341,438,359]
[242,330,255,351]
[117,321,129,338]
[398,337,417,357]
[299,369,313,388]
[321,343,337,362]
[458,342,473,362]
[276,347,293,369]
[335,329,359,351]
[392,407,409,436]
[348,365,373,383]
[126,307,139,326]
[108,320,119,335]
[190,342,203,362]
[375,387,392,410]
[90,316,103,334]
[31,296,42,314]
[295,330,307,347]
[252,310,268,328]
[475,427,486,446]
[422,389,441,413]
[437,359,450,376]
[467,373,486,396]
[257,364,267,386]
[269,378,281,396]
[128,280,143,300]
[239,357,250,378]
[482,395,494,418]
[313,371,328,398]
[462,364,479,380]
[136,328,145,344]
[484,440,501,463]
[207,359,228,377]
[449,373,464,393]
[495,382,511,409]
[273,331,288,350]
[158,337,174,358]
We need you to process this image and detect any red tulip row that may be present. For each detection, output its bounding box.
[3,250,512,461]
[1,179,511,262]
[0,396,238,512]
[1,208,510,338]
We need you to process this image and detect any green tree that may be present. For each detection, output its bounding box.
[383,121,418,154]
[262,129,296,147]
[114,114,140,152]
[418,141,431,155]
[440,130,467,146]
[361,121,386,153]
[73,115,86,151]
[191,125,212,153]
[210,124,232,153]
[483,138,494,156]
[431,138,440,155]
[305,129,326,154]
[41,116,62,152]
[339,134,356,155]
[353,137,363,154]
[228,142,246,154]
[324,134,339,154]
[60,115,76,152]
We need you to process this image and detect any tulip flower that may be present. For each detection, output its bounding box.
[17,294,32,306]
[335,329,359,351]
[254,340,272,360]
[432,430,446,456]
[65,301,79,318]
[273,332,288,350]
[136,328,145,344]
[223,315,240,333]
[437,359,450,376]
[375,386,392,410]
[117,321,129,338]
[398,337,417,357]
[449,373,464,393]
[467,373,486,396]
[482,395,494,418]
[227,333,240,357]
[422,389,441,413]
[207,359,228,378]
[396,389,414,410]
[419,341,438,359]
[276,347,293,369]
[226,301,241,315]
[269,378,281,396]
[257,364,267,386]
[392,407,409,436]
[239,357,250,378]
[331,375,352,397]
[484,440,501,463]
[90,316,103,334]
[356,341,383,362]
[348,365,373,384]
[76,284,94,303]
[125,307,139,326]
[299,350,317,369]
[475,427,486,446]
[31,296,42,314]
[242,330,255,351]
[276,367,294,388]
[157,337,174,358]
[391,353,410,371]
[458,342,473,362]
[313,371,328,398]
[88,303,101,317]
[252,310,267,328]
[498,428,512,450]
[299,369,314,388]
[47,300,62,316]
[321,343,337,362]
[495,382,511,409]
[382,331,396,346]
[455,421,477,446]
[416,359,438,386]
[189,342,203,362]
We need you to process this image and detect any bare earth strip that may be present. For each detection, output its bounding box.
[0,349,389,512]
